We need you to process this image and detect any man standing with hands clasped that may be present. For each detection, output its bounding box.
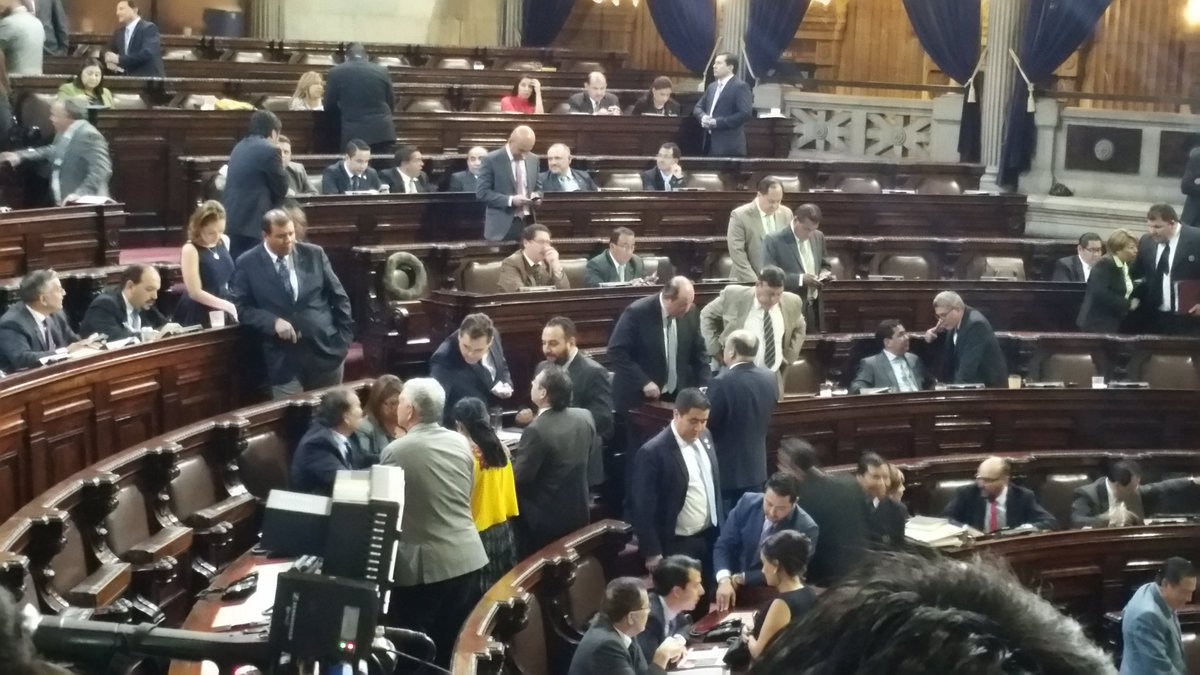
[693,52,753,157]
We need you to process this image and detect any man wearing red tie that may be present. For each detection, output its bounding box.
[477,125,540,241]
[943,456,1057,533]
[693,52,754,157]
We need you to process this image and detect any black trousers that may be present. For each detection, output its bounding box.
[387,570,480,669]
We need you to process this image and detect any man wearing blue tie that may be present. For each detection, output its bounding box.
[536,143,598,193]
[693,52,754,157]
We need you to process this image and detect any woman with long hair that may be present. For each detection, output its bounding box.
[57,57,114,107]
[289,71,324,111]
[174,200,236,326]
[354,374,405,463]
[745,530,816,660]
[499,74,543,114]
[452,397,519,593]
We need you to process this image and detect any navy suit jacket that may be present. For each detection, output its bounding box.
[448,170,480,193]
[935,306,1007,387]
[429,330,513,425]
[384,169,433,194]
[706,362,777,491]
[713,492,820,587]
[0,303,78,372]
[290,422,368,497]
[1051,255,1086,282]
[322,58,396,147]
[635,592,692,663]
[607,293,710,413]
[631,426,723,559]
[229,243,354,386]
[943,482,1057,531]
[79,288,166,340]
[106,19,164,77]
[221,135,288,239]
[692,77,753,157]
[320,162,384,194]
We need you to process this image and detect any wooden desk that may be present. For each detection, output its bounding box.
[0,203,121,278]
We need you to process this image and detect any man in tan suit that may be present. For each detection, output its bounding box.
[727,177,792,283]
[700,266,806,395]
[497,223,570,292]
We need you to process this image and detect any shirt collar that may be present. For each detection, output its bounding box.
[26,304,48,325]
[885,349,905,362]
[617,629,633,648]
[716,74,734,86]
[1078,254,1091,270]
[122,292,137,317]
[609,251,625,270]
[660,295,671,320]
[660,594,678,626]
[343,161,360,179]
[670,422,696,452]
[522,252,539,269]
[564,347,578,369]
[1106,479,1121,506]
[126,17,140,32]
[265,246,290,266]
[1165,227,1182,251]
[991,485,1008,504]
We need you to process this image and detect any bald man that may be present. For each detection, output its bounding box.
[537,143,597,193]
[449,145,487,193]
[566,71,621,115]
[477,126,540,241]
[944,456,1056,532]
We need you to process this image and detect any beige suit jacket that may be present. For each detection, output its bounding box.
[727,200,794,283]
[497,250,570,292]
[700,283,806,368]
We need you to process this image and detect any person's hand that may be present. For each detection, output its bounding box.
[1189,304,1200,316]
[543,247,562,274]
[512,194,532,207]
[642,381,661,400]
[531,78,542,90]
[645,555,663,573]
[151,322,184,340]
[670,164,684,179]
[103,51,119,66]
[652,638,686,670]
[66,334,104,353]
[221,301,238,321]
[801,273,824,290]
[922,329,938,343]
[492,381,514,398]
[515,408,534,426]
[274,318,298,342]
[1130,298,1140,311]
[715,579,737,612]
[818,269,835,282]
[0,152,20,166]
[606,105,622,116]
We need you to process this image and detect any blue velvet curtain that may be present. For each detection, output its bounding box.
[744,0,811,79]
[521,0,576,48]
[998,0,1112,186]
[901,0,982,162]
[647,0,717,74]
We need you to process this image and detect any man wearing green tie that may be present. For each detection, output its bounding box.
[537,143,598,193]
[849,319,931,394]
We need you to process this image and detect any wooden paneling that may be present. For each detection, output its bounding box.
[0,205,122,280]
[552,0,686,75]
[827,0,929,99]
[1076,0,1192,112]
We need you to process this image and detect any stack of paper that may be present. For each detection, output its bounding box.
[906,516,975,548]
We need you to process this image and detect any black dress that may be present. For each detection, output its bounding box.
[174,240,235,327]
[752,586,818,638]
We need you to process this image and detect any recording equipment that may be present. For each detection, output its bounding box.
[268,571,380,665]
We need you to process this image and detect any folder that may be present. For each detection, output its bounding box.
[1176,279,1200,315]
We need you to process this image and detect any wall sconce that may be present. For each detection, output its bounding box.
[1187,0,1200,26]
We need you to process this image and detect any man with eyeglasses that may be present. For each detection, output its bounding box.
[585,227,653,287]
[923,290,1006,387]
[944,456,1056,533]
[849,319,931,394]
[1052,232,1103,282]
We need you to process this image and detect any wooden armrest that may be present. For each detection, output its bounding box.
[64,562,131,608]
[190,493,256,528]
[124,526,193,565]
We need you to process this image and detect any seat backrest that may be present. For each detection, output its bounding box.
[509,595,547,675]
[551,101,572,114]
[506,60,543,71]
[304,54,334,66]
[50,525,90,595]
[643,257,662,278]
[308,175,323,194]
[1139,355,1200,389]
[375,56,410,68]
[826,254,847,281]
[163,49,197,61]
[982,257,1026,280]
[1038,353,1098,386]
[261,96,292,112]
[110,94,146,110]
[766,174,803,193]
[1037,473,1091,529]
[471,98,503,113]
[169,456,221,523]
[560,258,590,289]
[233,52,265,63]
[688,172,726,191]
[567,556,606,631]
[715,255,733,278]
[462,261,504,294]
[437,58,473,70]
[601,172,642,191]
[237,431,291,500]
[875,255,931,280]
[406,98,451,113]
[929,479,974,518]
[916,177,963,195]
[836,176,883,194]
[106,485,153,557]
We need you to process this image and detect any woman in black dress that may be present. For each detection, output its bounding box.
[1076,228,1139,333]
[175,200,236,327]
[746,530,816,661]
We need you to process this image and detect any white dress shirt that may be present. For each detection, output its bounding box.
[886,352,918,392]
[671,425,717,536]
[506,146,529,214]
[708,74,733,116]
[1105,480,1132,527]
[609,252,626,282]
[987,486,1008,530]
[757,205,779,236]
[1078,255,1092,283]
[1157,226,1182,312]
[744,301,784,370]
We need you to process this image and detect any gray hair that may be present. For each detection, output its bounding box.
[401,377,446,424]
[19,269,57,304]
[58,96,89,121]
[933,290,964,310]
[315,388,357,428]
[725,329,759,361]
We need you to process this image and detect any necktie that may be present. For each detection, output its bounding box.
[758,519,774,551]
[896,357,917,392]
[663,173,673,192]
[42,320,54,351]
[617,262,625,283]
[664,316,678,394]
[513,158,528,215]
[1157,243,1174,311]
[351,175,362,192]
[531,262,545,285]
[987,498,1000,532]
[692,443,717,527]
[276,256,295,301]
[762,308,777,370]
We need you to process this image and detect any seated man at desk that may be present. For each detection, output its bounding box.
[79,264,172,340]
[923,291,1007,387]
[635,554,703,662]
[944,456,1057,533]
[290,387,369,496]
[1070,459,1200,528]
[849,319,931,393]
[320,139,384,194]
[0,269,101,371]
[536,143,598,193]
[584,227,649,287]
[641,142,687,191]
[497,224,570,292]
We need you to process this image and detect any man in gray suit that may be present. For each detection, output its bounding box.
[513,365,597,556]
[477,125,540,241]
[30,0,67,55]
[0,269,100,372]
[380,377,487,667]
[763,203,832,331]
[727,178,792,283]
[0,0,43,75]
[2,97,110,204]
[849,319,931,394]
[1120,557,1195,675]
[1070,459,1200,529]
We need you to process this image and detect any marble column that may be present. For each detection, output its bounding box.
[719,0,750,76]
[501,0,523,47]
[980,0,1027,190]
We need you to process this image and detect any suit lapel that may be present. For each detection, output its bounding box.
[878,354,900,390]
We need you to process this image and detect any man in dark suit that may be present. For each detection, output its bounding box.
[384,145,433,194]
[1051,232,1103,283]
[566,71,620,115]
[632,388,722,578]
[321,139,384,195]
[763,203,832,330]
[1182,147,1200,228]
[641,142,687,191]
[229,209,354,400]
[429,312,514,424]
[776,438,870,586]
[79,264,169,340]
[923,291,1007,387]
[0,269,99,371]
[849,319,931,393]
[220,111,288,259]
[323,42,395,157]
[568,579,682,675]
[944,456,1056,532]
[537,143,598,193]
[692,52,753,157]
[713,472,819,612]
[856,452,906,548]
[32,0,68,56]
[636,555,702,662]
[513,365,596,556]
[1130,203,1200,335]
[290,387,370,497]
[448,146,487,193]
[103,0,163,77]
[3,97,111,206]
[584,227,649,287]
[477,125,539,241]
[1070,458,1200,528]
[706,330,778,508]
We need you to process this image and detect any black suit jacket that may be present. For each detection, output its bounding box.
[1182,147,1200,228]
[320,161,384,195]
[629,95,681,117]
[607,293,710,413]
[290,422,367,497]
[762,226,830,295]
[322,57,396,147]
[1077,256,1132,333]
[691,77,753,157]
[513,407,595,553]
[106,19,164,77]
[221,135,289,239]
[79,288,166,340]
[1070,476,1200,528]
[584,251,646,287]
[536,352,614,444]
[1051,255,1086,282]
[566,91,620,114]
[229,243,354,386]
[935,306,1007,387]
[868,498,908,549]
[537,168,598,193]
[429,330,513,425]
[640,167,686,191]
[569,616,665,675]
[795,471,870,586]
[635,592,692,663]
[631,426,722,559]
[944,483,1056,531]
[1130,225,1200,315]
[706,362,777,491]
[384,169,433,194]
[0,303,79,371]
[448,170,480,193]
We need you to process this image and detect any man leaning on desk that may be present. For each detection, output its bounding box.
[1071,458,1200,528]
[0,269,103,371]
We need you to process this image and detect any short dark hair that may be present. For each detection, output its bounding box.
[765,471,800,502]
[18,270,56,305]
[315,388,356,428]
[1148,203,1178,222]
[856,451,886,476]
[1105,459,1140,486]
[545,316,576,341]
[599,577,645,624]
[761,530,810,578]
[459,313,495,341]
[536,365,572,411]
[651,555,701,597]
[1078,232,1102,248]
[119,0,139,11]
[346,43,368,60]
[758,265,785,288]
[247,110,281,138]
[344,139,370,156]
[522,223,550,242]
[609,226,635,245]
[795,203,822,224]
[716,52,738,71]
[1158,557,1197,586]
[757,176,783,194]
[658,142,681,160]
[120,264,152,287]
[673,388,710,414]
[875,319,903,345]
[651,76,673,91]
[778,436,819,473]
[753,552,1116,675]
[261,208,293,233]
[395,145,419,164]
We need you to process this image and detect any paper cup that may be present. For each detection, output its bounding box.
[209,311,226,328]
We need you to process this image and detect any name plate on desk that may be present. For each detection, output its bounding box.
[519,285,558,292]
[942,383,985,390]
[1107,381,1150,389]
[1024,381,1066,389]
